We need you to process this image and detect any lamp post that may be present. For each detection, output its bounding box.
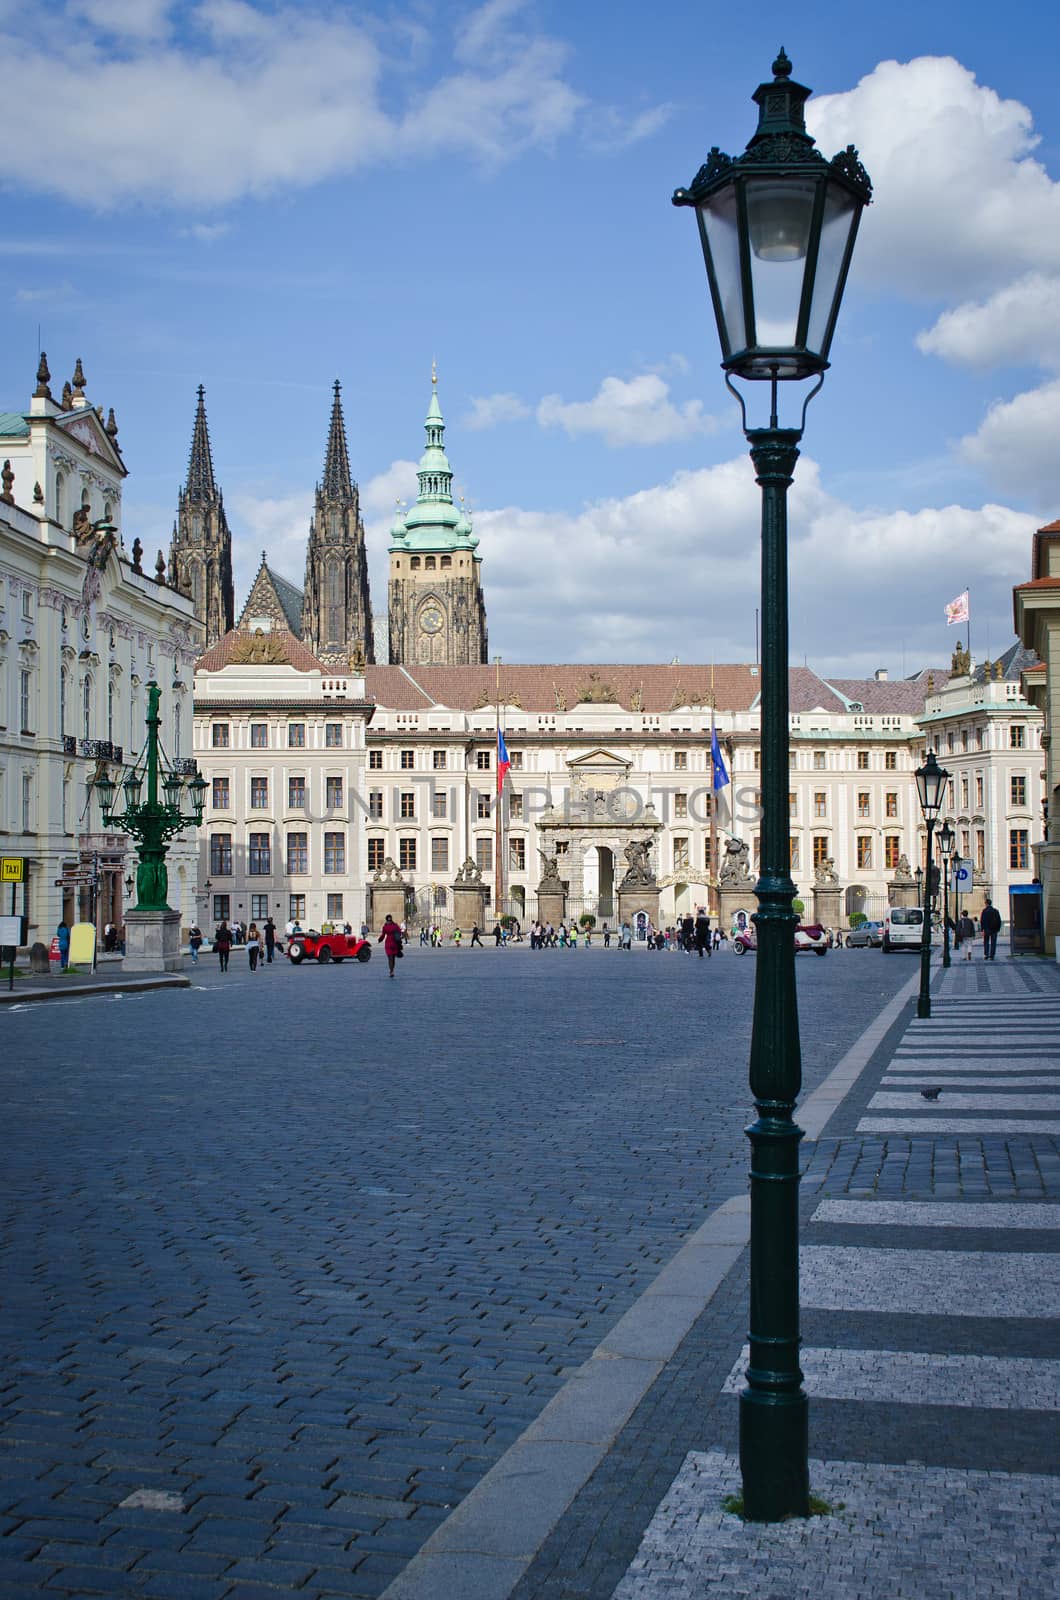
[938,820,956,969]
[92,680,206,915]
[914,751,949,1018]
[915,865,923,908]
[673,49,870,1523]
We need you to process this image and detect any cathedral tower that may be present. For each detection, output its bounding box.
[302,381,374,666]
[171,387,234,648]
[388,371,488,666]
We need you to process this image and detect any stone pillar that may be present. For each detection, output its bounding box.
[812,884,842,930]
[536,888,566,929]
[122,908,184,972]
[888,871,918,909]
[617,886,660,936]
[370,883,408,933]
[452,881,488,932]
[719,886,756,935]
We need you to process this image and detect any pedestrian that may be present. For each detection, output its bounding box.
[958,909,975,959]
[344,921,353,935]
[103,921,116,953]
[980,897,1002,961]
[602,922,611,949]
[471,924,484,948]
[188,924,203,965]
[620,920,632,950]
[493,922,503,947]
[247,921,263,971]
[56,921,71,970]
[453,927,462,947]
[694,907,711,958]
[264,916,276,963]
[680,913,695,952]
[378,913,403,978]
[420,925,429,946]
[214,919,232,973]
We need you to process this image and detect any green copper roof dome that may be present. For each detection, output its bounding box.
[389,372,478,553]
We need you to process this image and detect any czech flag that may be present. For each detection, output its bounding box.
[710,723,730,791]
[497,728,511,795]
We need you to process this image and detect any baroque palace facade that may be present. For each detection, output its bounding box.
[185,368,1046,934]
[0,356,201,945]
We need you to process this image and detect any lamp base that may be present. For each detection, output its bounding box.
[122,908,184,973]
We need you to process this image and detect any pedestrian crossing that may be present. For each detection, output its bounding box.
[856,978,1060,1137]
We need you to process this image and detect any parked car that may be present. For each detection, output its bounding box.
[794,923,830,956]
[882,906,927,952]
[287,929,372,965]
[846,920,883,949]
[732,923,757,955]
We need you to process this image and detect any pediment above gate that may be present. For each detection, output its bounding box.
[566,748,631,793]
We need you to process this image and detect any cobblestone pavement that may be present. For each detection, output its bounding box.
[0,943,909,1599]
[509,958,1060,1600]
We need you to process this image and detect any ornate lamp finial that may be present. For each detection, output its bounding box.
[432,357,438,386]
[34,351,52,399]
[72,357,86,397]
[105,407,119,439]
[772,46,792,79]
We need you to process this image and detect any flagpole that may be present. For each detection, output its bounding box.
[494,655,504,919]
[710,665,718,916]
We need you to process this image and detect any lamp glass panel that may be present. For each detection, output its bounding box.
[805,181,859,357]
[162,773,183,808]
[746,177,816,349]
[96,778,115,812]
[123,772,143,806]
[698,187,744,356]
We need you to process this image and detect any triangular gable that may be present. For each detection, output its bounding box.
[567,748,631,770]
[56,408,126,476]
[238,562,304,636]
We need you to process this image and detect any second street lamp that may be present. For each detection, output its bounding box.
[938,820,956,969]
[914,751,949,1018]
[673,49,871,1523]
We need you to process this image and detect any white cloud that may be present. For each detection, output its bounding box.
[229,490,311,607]
[68,0,172,40]
[361,459,419,518]
[537,373,722,447]
[177,221,233,244]
[917,273,1060,371]
[584,101,675,152]
[0,0,583,208]
[229,451,1034,671]
[958,378,1060,507]
[807,56,1060,298]
[14,280,79,305]
[463,393,530,430]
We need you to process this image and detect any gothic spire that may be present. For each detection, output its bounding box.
[185,384,218,500]
[322,379,353,499]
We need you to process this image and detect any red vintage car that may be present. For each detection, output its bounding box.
[286,929,372,965]
[732,922,830,956]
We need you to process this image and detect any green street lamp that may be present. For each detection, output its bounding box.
[92,679,205,911]
[914,750,949,1017]
[673,49,871,1524]
[938,819,956,969]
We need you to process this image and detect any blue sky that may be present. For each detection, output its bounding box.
[3,0,1059,674]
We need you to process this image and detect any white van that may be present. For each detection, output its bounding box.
[883,906,927,952]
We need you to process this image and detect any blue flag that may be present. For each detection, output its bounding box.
[710,723,729,791]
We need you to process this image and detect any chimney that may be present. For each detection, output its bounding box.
[874,667,888,682]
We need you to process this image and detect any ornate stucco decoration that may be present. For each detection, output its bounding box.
[229,630,290,665]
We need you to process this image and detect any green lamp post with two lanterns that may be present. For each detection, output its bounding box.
[92,681,206,961]
[672,49,872,1522]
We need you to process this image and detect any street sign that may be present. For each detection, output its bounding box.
[951,857,973,894]
[0,915,24,946]
[55,875,97,887]
[1,857,26,883]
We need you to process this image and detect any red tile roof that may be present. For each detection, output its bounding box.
[197,628,327,673]
[365,663,761,714]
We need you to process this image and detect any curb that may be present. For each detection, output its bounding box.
[0,975,191,1007]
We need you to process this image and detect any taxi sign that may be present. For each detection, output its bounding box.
[1,856,26,883]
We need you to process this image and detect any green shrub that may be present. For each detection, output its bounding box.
[578,913,597,930]
[848,911,867,929]
[792,898,805,916]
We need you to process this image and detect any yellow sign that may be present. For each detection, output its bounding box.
[0,857,26,883]
[69,922,97,966]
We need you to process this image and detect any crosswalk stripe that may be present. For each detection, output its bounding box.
[882,1075,1060,1087]
[801,1246,1060,1318]
[721,1346,1060,1410]
[810,1200,1060,1228]
[857,1116,1060,1134]
[869,1092,1060,1110]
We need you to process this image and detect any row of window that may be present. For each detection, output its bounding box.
[208,832,529,877]
[938,724,1032,753]
[212,721,347,750]
[210,893,344,925]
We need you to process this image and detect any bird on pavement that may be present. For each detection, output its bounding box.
[920,1087,942,1100]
